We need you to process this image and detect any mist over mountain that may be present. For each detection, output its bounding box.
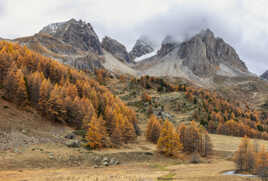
[261,70,268,80]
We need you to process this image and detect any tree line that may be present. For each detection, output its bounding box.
[184,87,268,140]
[131,75,268,140]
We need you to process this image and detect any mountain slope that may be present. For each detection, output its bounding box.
[102,36,132,63]
[0,41,139,148]
[102,50,137,75]
[39,18,103,54]
[15,19,105,72]
[15,19,136,74]
[136,29,252,84]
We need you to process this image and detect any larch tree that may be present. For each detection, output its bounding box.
[256,145,268,178]
[47,84,66,123]
[234,136,255,172]
[157,120,182,157]
[86,115,110,149]
[146,115,161,144]
[15,69,28,105]
[121,117,137,144]
[38,78,53,115]
[27,71,44,105]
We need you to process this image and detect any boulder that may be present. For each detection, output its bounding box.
[64,133,75,139]
[65,140,80,148]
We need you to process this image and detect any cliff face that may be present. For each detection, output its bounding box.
[261,71,268,80]
[15,19,137,74]
[175,29,248,77]
[157,35,179,57]
[39,18,103,55]
[136,29,251,83]
[102,36,132,63]
[15,19,106,72]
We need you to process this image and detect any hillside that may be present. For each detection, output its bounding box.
[0,41,140,150]
[1,75,268,181]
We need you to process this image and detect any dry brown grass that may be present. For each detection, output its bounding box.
[1,78,268,181]
[210,134,268,152]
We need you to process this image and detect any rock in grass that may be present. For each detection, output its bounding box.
[65,140,80,148]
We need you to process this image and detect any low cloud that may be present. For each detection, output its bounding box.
[129,1,268,75]
[0,0,267,74]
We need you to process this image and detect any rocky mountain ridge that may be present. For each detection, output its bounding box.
[2,19,258,85]
[261,70,268,80]
[129,36,155,60]
[136,29,251,83]
[14,19,139,75]
[157,35,180,57]
[102,36,132,63]
[39,18,103,55]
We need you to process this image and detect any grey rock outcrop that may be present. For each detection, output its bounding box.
[40,18,103,55]
[15,19,108,73]
[179,29,248,77]
[129,36,154,60]
[93,156,120,167]
[261,70,268,80]
[102,36,132,63]
[65,140,80,148]
[64,133,75,139]
[137,29,250,80]
[157,35,179,57]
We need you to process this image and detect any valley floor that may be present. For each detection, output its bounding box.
[0,160,236,181]
[0,133,267,181]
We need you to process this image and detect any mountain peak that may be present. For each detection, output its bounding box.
[157,35,180,57]
[67,18,77,23]
[261,70,268,80]
[102,36,132,63]
[137,28,250,79]
[162,35,179,45]
[39,18,103,54]
[129,35,155,60]
[199,28,215,39]
[178,29,248,77]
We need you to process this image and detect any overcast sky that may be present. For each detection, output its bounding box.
[0,0,267,75]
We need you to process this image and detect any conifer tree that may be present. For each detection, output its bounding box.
[27,72,44,105]
[110,121,122,146]
[121,117,137,144]
[47,84,66,123]
[157,120,182,156]
[15,69,28,105]
[146,115,161,144]
[38,78,53,115]
[234,136,255,172]
[86,115,110,149]
[256,145,268,177]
